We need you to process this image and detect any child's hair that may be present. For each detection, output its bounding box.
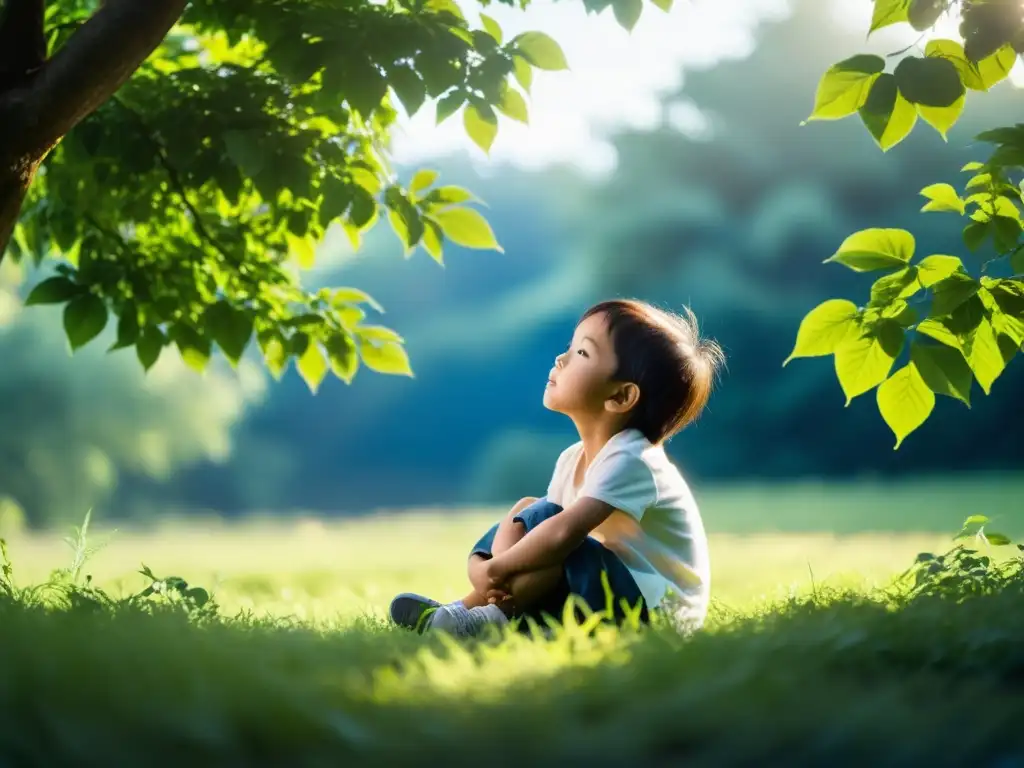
[581,299,725,444]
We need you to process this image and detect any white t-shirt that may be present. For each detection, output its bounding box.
[545,428,711,630]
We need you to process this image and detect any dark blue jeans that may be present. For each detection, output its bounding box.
[470,498,650,631]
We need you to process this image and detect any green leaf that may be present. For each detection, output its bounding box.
[962,1,1011,61]
[436,91,466,125]
[910,341,972,406]
[858,74,918,151]
[514,32,569,71]
[825,228,914,272]
[170,324,211,374]
[479,13,503,44]
[270,38,323,84]
[257,330,290,381]
[963,316,1006,395]
[988,296,1024,347]
[992,215,1022,254]
[917,318,961,349]
[834,322,904,404]
[464,104,499,153]
[870,0,910,33]
[223,130,265,177]
[419,55,463,98]
[885,301,919,328]
[422,218,444,265]
[63,294,108,352]
[339,303,365,330]
[925,39,985,90]
[977,46,1017,89]
[389,65,427,117]
[25,276,82,306]
[963,220,990,252]
[971,196,1020,224]
[964,514,989,526]
[809,55,885,121]
[110,304,140,352]
[931,272,981,317]
[410,169,439,198]
[513,56,533,94]
[386,205,423,254]
[965,172,992,191]
[917,255,964,288]
[784,299,860,364]
[1012,247,1024,274]
[432,207,503,252]
[424,185,478,207]
[983,532,1012,546]
[319,177,353,226]
[360,340,413,376]
[894,56,964,108]
[358,325,404,344]
[920,183,965,214]
[136,327,166,372]
[296,340,328,394]
[286,231,317,269]
[917,94,964,141]
[877,362,936,449]
[613,0,643,31]
[340,59,388,118]
[324,333,358,384]
[497,87,529,124]
[948,298,1006,394]
[348,186,378,231]
[204,301,253,367]
[651,0,673,12]
[332,287,384,313]
[424,0,465,20]
[870,268,920,305]
[907,0,946,31]
[961,161,985,173]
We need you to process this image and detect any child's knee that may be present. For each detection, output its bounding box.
[511,499,563,530]
[509,496,539,517]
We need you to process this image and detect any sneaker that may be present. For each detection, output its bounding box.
[426,603,508,638]
[389,593,442,633]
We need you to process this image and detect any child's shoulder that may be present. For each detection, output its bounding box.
[555,440,584,465]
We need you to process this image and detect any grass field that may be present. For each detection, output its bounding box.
[2,477,1024,766]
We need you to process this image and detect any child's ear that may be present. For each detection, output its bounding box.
[607,382,640,414]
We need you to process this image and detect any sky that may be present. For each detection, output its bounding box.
[388,0,1024,177]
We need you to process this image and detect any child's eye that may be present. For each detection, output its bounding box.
[576,348,588,358]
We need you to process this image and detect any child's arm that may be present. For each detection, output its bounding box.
[485,497,616,585]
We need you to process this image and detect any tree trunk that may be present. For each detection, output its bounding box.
[0,163,31,266]
[0,0,189,262]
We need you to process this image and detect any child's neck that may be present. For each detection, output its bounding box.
[572,418,626,476]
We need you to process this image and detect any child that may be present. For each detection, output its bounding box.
[389,299,725,637]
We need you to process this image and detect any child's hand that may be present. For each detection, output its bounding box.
[469,555,507,598]
[486,588,512,605]
[484,557,511,590]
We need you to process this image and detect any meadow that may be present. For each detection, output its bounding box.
[2,475,1024,766]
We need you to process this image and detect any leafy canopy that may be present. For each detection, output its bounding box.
[3,0,674,390]
[791,0,1024,448]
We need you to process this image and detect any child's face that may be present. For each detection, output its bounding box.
[543,312,622,417]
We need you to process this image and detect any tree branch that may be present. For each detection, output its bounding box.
[0,0,47,86]
[22,0,188,154]
[0,170,29,265]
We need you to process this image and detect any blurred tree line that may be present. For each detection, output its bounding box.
[2,0,1022,528]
